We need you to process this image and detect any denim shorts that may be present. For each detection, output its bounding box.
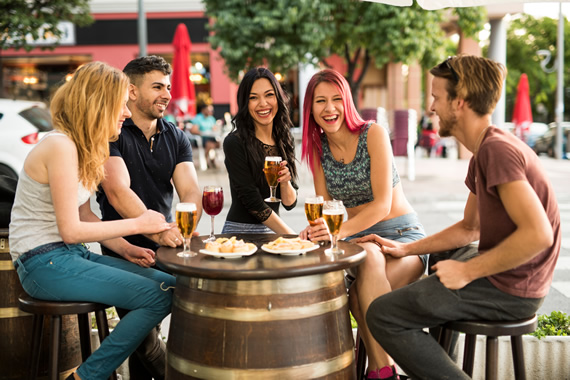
[344,213,428,285]
[222,221,273,234]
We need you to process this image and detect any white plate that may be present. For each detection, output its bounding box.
[261,244,320,256]
[199,246,257,259]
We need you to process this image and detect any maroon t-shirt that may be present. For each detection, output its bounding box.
[465,127,560,298]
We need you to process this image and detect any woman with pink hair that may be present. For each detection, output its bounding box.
[300,69,426,380]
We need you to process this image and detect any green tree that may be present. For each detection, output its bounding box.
[0,0,93,51]
[204,0,485,105]
[505,14,570,122]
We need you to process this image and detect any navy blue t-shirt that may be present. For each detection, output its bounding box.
[96,118,193,251]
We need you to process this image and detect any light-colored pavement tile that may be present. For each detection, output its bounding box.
[550,281,570,298]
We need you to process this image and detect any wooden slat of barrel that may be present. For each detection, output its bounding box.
[166,272,355,380]
[0,229,81,379]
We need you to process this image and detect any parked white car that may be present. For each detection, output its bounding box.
[0,99,53,180]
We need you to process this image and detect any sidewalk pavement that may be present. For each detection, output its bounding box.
[192,154,570,316]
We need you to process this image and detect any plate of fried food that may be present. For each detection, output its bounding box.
[200,236,257,259]
[261,237,319,256]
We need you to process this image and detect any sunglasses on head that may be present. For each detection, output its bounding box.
[439,57,459,83]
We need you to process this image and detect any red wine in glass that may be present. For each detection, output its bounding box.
[202,186,223,242]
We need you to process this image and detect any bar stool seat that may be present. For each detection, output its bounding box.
[439,315,538,380]
[18,293,117,380]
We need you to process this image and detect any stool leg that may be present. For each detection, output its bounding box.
[485,336,498,380]
[29,314,45,380]
[511,335,527,380]
[77,313,92,361]
[355,331,367,380]
[463,334,477,377]
[49,315,62,380]
[440,328,453,353]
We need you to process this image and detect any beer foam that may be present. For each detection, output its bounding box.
[265,156,282,162]
[323,209,344,215]
[176,203,197,212]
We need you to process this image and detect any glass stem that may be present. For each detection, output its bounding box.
[184,237,191,253]
[331,234,338,252]
[270,186,277,200]
[210,215,215,239]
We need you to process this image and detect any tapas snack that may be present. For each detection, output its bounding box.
[261,237,319,255]
[204,236,256,254]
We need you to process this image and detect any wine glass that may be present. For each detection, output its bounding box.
[305,195,324,226]
[264,156,282,202]
[202,185,224,243]
[323,200,345,255]
[175,202,198,257]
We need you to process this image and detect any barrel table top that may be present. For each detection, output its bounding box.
[157,233,366,280]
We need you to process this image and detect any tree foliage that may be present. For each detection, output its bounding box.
[505,14,570,122]
[0,0,93,51]
[204,0,485,104]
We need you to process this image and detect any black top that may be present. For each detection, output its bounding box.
[96,118,193,251]
[223,132,297,225]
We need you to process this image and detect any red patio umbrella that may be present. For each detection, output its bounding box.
[170,23,196,120]
[512,73,533,142]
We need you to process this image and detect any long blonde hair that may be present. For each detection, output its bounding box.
[50,62,129,192]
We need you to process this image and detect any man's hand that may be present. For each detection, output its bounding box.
[122,245,156,268]
[353,234,409,258]
[157,226,185,247]
[431,260,473,289]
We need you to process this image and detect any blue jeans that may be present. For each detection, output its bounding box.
[344,213,428,282]
[15,243,175,380]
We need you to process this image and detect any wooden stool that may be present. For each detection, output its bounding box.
[18,293,117,380]
[438,315,538,380]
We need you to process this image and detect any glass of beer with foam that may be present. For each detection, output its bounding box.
[305,195,324,227]
[323,200,345,255]
[263,156,282,202]
[175,202,198,257]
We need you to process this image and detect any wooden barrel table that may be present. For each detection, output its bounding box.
[157,234,366,380]
[0,228,81,379]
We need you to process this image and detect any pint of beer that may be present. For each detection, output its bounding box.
[305,196,324,226]
[264,156,282,187]
[323,200,345,255]
[323,209,343,235]
[176,203,197,238]
[176,202,197,257]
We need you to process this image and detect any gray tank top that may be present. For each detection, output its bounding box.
[9,133,91,260]
[321,122,400,208]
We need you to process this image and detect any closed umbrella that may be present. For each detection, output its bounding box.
[512,73,533,142]
[170,23,196,120]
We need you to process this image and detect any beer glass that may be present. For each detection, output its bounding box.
[202,186,224,243]
[264,156,282,202]
[323,200,345,255]
[175,202,198,257]
[304,195,324,226]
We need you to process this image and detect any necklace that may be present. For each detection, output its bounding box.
[473,126,490,157]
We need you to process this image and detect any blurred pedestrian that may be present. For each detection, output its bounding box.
[190,103,221,168]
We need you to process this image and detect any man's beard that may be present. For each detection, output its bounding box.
[438,113,457,138]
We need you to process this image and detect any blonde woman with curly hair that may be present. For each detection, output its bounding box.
[9,62,175,380]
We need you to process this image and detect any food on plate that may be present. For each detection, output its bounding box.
[205,236,256,253]
[262,237,316,251]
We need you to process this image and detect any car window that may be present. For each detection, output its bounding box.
[19,107,53,132]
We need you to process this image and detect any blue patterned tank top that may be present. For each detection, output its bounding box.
[321,122,400,208]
